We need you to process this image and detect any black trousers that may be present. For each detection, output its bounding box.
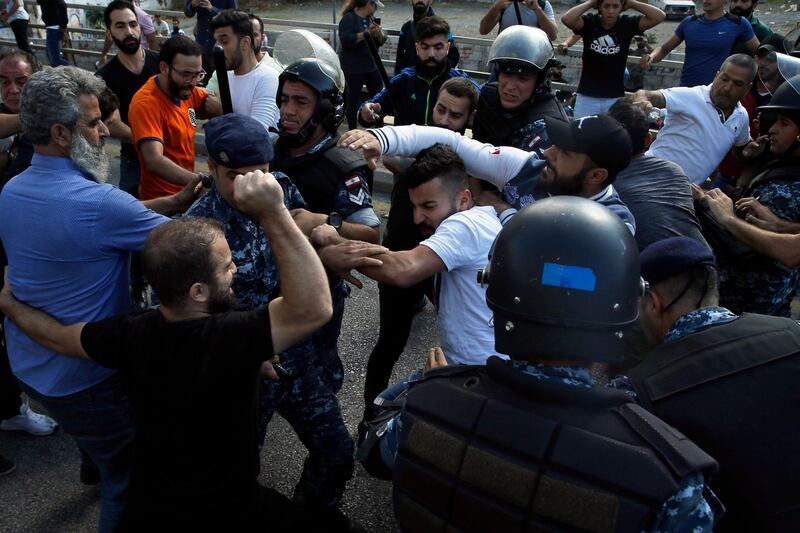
[344,69,383,130]
[362,174,432,419]
[9,19,30,53]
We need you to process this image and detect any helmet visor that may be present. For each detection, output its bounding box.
[274,29,345,91]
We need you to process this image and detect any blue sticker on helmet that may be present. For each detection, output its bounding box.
[541,263,596,292]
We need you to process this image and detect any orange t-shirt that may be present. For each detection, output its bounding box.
[129,76,208,200]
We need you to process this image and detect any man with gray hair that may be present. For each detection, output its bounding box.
[633,53,756,185]
[0,66,198,532]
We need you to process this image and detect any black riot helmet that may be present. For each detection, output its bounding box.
[479,197,643,363]
[277,57,345,146]
[487,26,554,89]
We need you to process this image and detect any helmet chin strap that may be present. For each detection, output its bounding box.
[278,116,320,147]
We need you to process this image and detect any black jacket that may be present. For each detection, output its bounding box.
[394,7,460,75]
[37,0,67,28]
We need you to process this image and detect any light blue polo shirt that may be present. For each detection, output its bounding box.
[0,154,168,396]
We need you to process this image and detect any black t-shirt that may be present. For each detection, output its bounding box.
[0,103,33,188]
[80,306,273,529]
[96,50,160,158]
[577,13,642,98]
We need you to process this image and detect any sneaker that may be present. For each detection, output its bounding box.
[0,401,58,436]
[0,454,15,477]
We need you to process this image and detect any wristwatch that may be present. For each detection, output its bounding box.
[327,212,343,230]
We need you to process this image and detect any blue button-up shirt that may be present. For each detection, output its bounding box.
[0,154,167,396]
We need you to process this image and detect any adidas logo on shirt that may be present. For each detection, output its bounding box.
[590,34,621,55]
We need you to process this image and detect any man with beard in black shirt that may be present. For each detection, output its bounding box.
[0,170,332,531]
[96,0,160,198]
[394,0,459,74]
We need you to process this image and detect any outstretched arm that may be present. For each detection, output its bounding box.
[0,281,88,359]
[339,126,533,189]
[640,34,681,69]
[703,188,800,267]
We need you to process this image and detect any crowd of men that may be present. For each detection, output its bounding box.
[0,0,799,531]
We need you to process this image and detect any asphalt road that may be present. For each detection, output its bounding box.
[0,147,436,532]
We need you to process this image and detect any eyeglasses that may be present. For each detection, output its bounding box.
[168,65,206,82]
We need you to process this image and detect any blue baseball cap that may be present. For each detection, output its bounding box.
[640,237,716,285]
[204,113,273,169]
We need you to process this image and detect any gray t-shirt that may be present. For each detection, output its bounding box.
[613,154,709,252]
[499,1,555,33]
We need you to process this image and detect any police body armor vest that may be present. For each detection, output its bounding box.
[472,83,568,153]
[628,313,800,532]
[272,137,372,214]
[393,357,717,533]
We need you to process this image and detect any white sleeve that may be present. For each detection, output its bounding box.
[734,113,751,146]
[661,86,699,115]
[371,124,535,188]
[249,69,280,133]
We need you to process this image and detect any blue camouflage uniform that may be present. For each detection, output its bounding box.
[369,361,722,532]
[718,163,800,317]
[186,114,354,510]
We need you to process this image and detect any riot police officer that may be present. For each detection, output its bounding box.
[272,58,381,395]
[471,25,568,154]
[358,197,721,532]
[627,239,800,530]
[187,113,371,533]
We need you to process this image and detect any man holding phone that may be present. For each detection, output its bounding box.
[479,0,558,41]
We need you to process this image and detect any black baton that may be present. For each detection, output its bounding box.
[364,32,405,125]
[213,44,233,115]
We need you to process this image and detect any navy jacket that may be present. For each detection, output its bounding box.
[37,0,67,27]
[359,67,477,126]
[338,10,384,74]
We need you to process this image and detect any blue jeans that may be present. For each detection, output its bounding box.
[118,151,141,198]
[45,28,69,67]
[19,375,134,533]
[574,94,618,118]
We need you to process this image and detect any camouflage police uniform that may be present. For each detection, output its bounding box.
[718,163,800,317]
[272,133,381,394]
[186,178,354,510]
[363,360,722,532]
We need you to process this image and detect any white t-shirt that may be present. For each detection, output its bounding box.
[646,84,750,185]
[6,0,28,22]
[420,205,504,365]
[227,63,279,135]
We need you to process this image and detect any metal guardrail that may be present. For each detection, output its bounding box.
[9,3,685,85]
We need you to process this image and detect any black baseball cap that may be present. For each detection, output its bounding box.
[544,115,633,179]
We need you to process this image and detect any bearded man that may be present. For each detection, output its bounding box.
[129,35,221,200]
[0,66,199,533]
[96,0,161,197]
